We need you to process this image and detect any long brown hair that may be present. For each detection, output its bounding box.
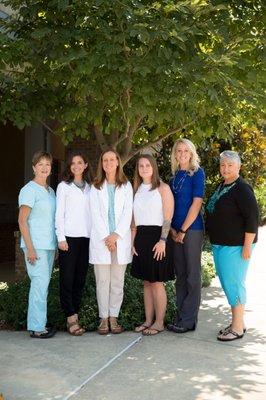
[133,154,160,193]
[61,151,90,183]
[93,148,128,189]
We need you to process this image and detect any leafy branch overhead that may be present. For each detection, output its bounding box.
[0,0,265,163]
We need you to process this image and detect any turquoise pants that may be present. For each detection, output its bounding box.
[23,249,55,331]
[212,245,254,307]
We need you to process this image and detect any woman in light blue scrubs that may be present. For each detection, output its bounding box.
[18,151,57,339]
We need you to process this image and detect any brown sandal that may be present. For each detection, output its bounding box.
[97,318,109,335]
[142,327,164,336]
[109,317,124,334]
[135,324,151,333]
[67,321,85,336]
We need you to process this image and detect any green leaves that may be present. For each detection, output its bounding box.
[0,0,264,161]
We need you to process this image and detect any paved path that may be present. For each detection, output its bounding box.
[1,227,265,400]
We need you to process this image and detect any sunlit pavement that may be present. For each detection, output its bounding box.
[0,227,265,400]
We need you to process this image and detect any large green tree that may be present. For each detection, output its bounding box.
[0,0,264,168]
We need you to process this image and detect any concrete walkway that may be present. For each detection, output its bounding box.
[1,227,265,400]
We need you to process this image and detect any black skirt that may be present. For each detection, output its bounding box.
[131,225,174,283]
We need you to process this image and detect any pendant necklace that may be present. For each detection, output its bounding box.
[172,171,188,193]
[206,181,236,214]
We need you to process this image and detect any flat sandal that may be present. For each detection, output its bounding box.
[219,324,247,335]
[97,319,109,335]
[217,328,244,342]
[67,321,85,336]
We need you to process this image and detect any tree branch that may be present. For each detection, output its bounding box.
[122,120,195,165]
[41,121,56,135]
[110,129,119,148]
[115,114,142,147]
[93,124,108,151]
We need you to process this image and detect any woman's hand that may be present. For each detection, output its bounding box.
[152,240,166,261]
[170,228,178,241]
[242,244,252,260]
[58,241,69,251]
[175,231,186,244]
[105,233,119,252]
[26,247,38,265]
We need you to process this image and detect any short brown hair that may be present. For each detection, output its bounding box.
[93,148,128,189]
[133,154,160,193]
[32,151,53,166]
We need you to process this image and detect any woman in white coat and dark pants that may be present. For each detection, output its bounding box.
[90,149,133,334]
[55,152,91,336]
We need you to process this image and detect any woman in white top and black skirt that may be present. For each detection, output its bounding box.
[131,154,174,336]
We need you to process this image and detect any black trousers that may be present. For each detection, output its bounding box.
[59,237,89,317]
[173,230,203,329]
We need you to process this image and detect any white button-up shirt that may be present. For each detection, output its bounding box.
[55,181,91,242]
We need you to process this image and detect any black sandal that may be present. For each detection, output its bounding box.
[219,324,247,335]
[217,328,244,341]
[30,330,55,339]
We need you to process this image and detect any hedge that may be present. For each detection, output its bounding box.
[0,250,215,331]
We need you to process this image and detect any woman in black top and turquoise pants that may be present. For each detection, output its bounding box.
[206,151,259,342]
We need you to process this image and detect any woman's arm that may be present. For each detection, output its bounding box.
[55,183,68,251]
[175,197,203,243]
[242,232,256,260]
[235,181,259,259]
[131,216,138,256]
[18,205,38,264]
[153,183,174,260]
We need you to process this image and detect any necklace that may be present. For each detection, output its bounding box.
[172,171,188,193]
[73,180,86,190]
[206,181,236,214]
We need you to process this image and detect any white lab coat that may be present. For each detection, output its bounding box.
[89,180,133,265]
[55,181,91,242]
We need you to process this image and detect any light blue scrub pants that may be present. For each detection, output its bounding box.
[23,249,55,332]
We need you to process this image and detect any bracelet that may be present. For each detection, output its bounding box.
[179,229,187,234]
[160,237,167,242]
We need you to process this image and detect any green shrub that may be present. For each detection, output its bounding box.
[201,251,216,287]
[0,255,215,331]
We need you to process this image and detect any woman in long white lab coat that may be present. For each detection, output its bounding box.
[90,149,133,334]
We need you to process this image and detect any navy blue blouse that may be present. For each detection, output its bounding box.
[170,167,205,231]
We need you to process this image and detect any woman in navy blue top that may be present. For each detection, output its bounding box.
[167,138,205,333]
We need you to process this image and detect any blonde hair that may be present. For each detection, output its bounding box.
[171,138,200,175]
[93,148,128,189]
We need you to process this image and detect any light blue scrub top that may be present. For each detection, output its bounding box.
[18,181,57,250]
[107,184,116,234]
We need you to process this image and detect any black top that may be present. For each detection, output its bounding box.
[206,177,259,246]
